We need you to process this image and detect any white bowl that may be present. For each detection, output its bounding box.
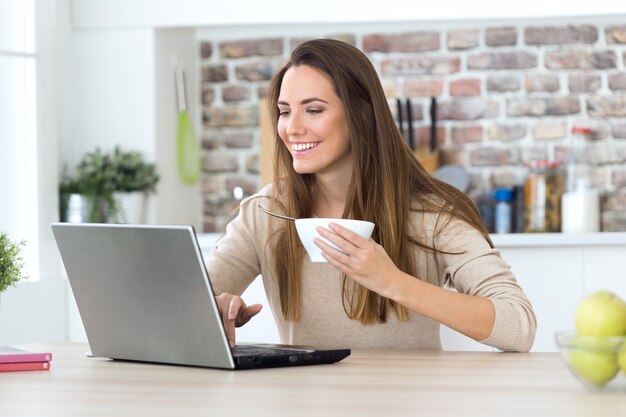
[295,218,375,263]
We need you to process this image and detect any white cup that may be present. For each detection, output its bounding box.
[294,218,375,263]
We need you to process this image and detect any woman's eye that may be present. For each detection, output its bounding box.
[307,109,322,115]
[278,110,290,117]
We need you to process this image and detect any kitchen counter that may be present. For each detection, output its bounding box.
[197,232,626,251]
[2,342,624,417]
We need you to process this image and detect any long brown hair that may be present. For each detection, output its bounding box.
[266,39,491,324]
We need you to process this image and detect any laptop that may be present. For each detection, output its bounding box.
[51,223,350,369]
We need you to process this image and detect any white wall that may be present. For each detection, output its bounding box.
[71,0,626,28]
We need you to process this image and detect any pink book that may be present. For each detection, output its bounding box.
[0,361,50,372]
[0,346,53,364]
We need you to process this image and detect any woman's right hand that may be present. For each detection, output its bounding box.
[215,292,263,348]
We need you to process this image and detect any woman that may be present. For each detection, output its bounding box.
[207,39,536,352]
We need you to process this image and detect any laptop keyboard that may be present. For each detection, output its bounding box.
[232,345,313,357]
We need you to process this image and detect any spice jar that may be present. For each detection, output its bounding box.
[524,160,564,233]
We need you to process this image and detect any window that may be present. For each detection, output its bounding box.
[0,0,39,279]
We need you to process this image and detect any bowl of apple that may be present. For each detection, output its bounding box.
[555,290,626,392]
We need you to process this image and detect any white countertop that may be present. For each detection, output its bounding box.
[197,232,626,251]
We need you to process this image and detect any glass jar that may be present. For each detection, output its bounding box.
[524,160,564,233]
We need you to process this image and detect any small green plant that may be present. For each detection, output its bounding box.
[59,146,159,222]
[0,232,26,293]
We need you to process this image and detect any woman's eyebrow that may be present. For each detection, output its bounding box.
[277,97,329,106]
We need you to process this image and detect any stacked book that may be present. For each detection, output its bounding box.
[0,346,52,372]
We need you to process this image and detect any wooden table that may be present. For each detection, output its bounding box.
[1,343,624,416]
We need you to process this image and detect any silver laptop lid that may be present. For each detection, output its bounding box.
[51,223,235,369]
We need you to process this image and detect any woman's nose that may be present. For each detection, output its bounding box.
[286,112,305,136]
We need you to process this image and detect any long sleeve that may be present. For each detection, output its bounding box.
[434,216,537,352]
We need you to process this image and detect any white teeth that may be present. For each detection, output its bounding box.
[292,142,320,151]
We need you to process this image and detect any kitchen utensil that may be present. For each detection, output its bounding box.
[257,204,296,221]
[430,97,438,152]
[433,164,470,193]
[175,66,201,184]
[396,97,405,139]
[405,98,415,150]
[413,96,439,174]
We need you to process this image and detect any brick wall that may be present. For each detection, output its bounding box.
[199,22,626,232]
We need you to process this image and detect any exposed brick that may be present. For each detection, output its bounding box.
[612,122,626,138]
[363,32,440,53]
[220,38,283,58]
[404,79,443,97]
[225,176,259,198]
[609,73,626,91]
[449,79,481,96]
[200,41,212,59]
[235,61,280,81]
[258,84,270,98]
[519,146,550,164]
[411,126,445,147]
[203,197,240,216]
[222,85,251,102]
[246,154,260,174]
[487,75,520,92]
[568,73,601,93]
[202,153,239,173]
[201,176,221,194]
[201,131,222,149]
[447,29,479,50]
[467,52,537,70]
[201,64,228,82]
[203,106,257,127]
[380,56,460,76]
[606,26,626,44]
[488,123,526,141]
[224,132,254,148]
[485,27,517,47]
[507,97,580,117]
[451,125,483,144]
[470,147,517,166]
[438,99,499,120]
[201,82,215,104]
[525,74,559,93]
[612,170,626,188]
[545,50,617,70]
[380,78,398,98]
[587,96,626,118]
[532,120,567,140]
[524,25,598,45]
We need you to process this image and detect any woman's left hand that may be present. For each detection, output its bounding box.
[314,223,400,297]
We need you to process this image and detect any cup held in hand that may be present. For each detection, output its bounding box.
[295,218,375,263]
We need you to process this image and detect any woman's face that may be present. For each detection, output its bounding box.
[277,65,352,178]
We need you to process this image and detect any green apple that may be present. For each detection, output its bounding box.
[619,343,626,374]
[575,291,626,337]
[568,338,620,386]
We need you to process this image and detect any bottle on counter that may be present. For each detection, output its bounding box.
[494,188,513,234]
[561,126,600,233]
[512,185,526,233]
[524,160,564,233]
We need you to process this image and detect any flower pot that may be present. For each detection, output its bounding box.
[113,191,148,224]
[60,193,110,223]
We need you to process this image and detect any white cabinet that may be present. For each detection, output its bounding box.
[198,232,626,352]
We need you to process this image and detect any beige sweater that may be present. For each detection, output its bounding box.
[207,184,536,352]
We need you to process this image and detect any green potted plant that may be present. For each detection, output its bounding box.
[59,146,159,223]
[0,232,26,295]
[109,147,160,223]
